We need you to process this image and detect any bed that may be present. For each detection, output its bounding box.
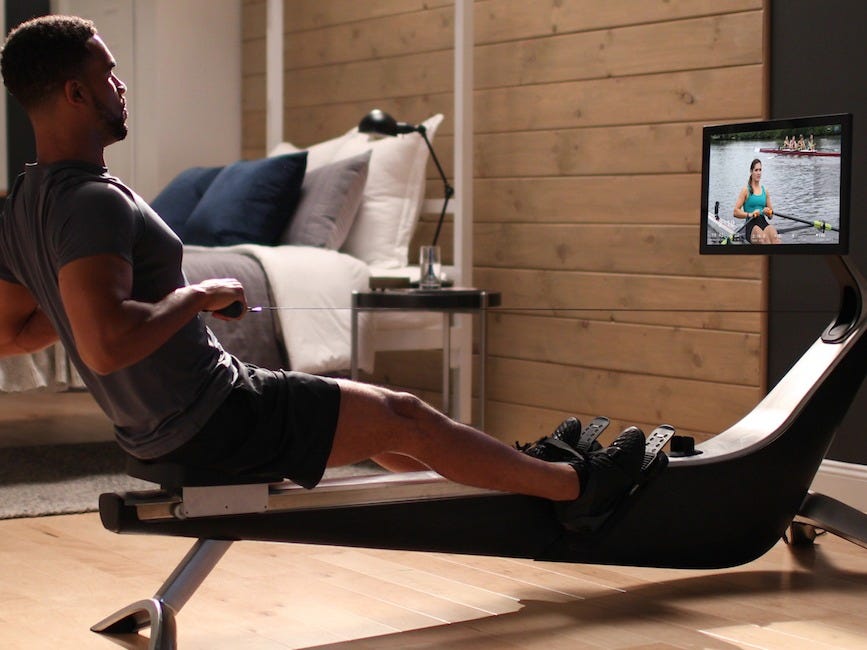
[0,114,446,403]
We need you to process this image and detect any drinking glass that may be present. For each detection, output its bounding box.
[419,245,442,289]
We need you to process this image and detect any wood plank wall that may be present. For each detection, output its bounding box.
[241,0,767,445]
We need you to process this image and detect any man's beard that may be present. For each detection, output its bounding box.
[96,98,128,142]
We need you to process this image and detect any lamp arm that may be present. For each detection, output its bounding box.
[417,125,454,247]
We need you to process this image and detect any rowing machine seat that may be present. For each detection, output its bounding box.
[112,458,288,530]
[125,456,285,491]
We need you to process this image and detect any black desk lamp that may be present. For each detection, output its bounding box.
[358,109,454,246]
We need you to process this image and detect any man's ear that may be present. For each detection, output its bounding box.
[63,79,88,106]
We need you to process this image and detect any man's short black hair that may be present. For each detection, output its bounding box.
[1,15,97,110]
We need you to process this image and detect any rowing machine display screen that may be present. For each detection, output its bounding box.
[700,113,852,254]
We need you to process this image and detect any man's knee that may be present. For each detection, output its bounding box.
[341,381,442,447]
[383,389,431,423]
[380,390,446,458]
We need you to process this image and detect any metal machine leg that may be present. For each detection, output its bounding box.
[92,539,232,649]
[792,491,867,549]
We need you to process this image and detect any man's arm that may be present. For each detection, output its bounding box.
[0,278,60,357]
[58,253,245,375]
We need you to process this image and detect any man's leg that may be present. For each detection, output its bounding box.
[327,380,580,502]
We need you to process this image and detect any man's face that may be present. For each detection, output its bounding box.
[81,35,128,144]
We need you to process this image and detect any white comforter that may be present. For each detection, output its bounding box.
[189,244,377,374]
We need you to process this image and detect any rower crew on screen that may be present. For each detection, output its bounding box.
[733,158,780,244]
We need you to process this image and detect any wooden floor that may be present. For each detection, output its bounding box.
[1,513,867,649]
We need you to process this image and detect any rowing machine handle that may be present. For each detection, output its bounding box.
[214,301,245,318]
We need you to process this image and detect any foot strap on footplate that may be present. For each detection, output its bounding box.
[573,424,676,535]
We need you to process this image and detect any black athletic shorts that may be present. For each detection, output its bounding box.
[744,215,770,243]
[158,363,341,489]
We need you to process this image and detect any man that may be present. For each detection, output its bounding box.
[0,15,660,531]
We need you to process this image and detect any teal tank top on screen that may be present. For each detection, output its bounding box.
[743,186,766,214]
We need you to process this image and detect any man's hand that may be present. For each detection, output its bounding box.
[194,278,247,321]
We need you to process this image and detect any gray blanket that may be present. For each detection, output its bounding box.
[183,248,287,370]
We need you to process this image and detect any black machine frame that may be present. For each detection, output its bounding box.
[92,254,867,649]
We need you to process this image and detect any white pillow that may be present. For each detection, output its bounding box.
[270,113,444,268]
[270,134,348,171]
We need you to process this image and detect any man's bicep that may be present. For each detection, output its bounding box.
[58,254,135,350]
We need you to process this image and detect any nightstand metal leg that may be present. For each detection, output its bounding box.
[442,313,451,416]
[479,304,486,431]
[350,296,359,381]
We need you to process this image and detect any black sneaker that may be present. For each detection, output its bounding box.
[556,426,646,532]
[516,417,583,462]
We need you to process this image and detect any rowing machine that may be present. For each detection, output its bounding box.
[92,254,867,649]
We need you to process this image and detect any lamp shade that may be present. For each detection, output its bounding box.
[358,109,417,136]
[358,109,453,247]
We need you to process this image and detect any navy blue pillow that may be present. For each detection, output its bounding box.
[183,153,308,246]
[151,166,223,239]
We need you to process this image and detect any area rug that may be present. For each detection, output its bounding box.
[0,442,152,519]
[0,441,385,520]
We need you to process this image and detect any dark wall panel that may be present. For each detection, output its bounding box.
[769,0,867,463]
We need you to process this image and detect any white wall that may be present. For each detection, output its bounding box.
[134,0,241,200]
[52,0,241,200]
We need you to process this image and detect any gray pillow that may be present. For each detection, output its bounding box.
[281,150,371,249]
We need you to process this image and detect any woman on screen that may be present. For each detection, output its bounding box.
[734,158,780,244]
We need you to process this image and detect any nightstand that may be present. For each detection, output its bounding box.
[350,288,502,428]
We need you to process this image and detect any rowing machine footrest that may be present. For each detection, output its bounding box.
[125,456,284,491]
